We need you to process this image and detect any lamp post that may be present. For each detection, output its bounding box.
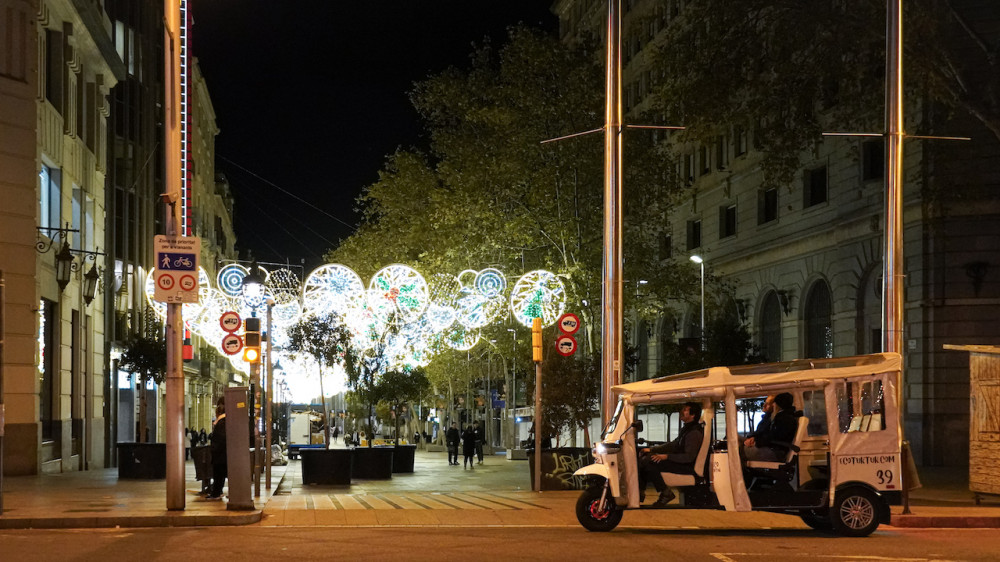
[241,260,265,496]
[506,328,517,450]
[690,255,705,349]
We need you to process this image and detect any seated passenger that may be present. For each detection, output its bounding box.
[743,395,775,449]
[743,392,798,463]
[638,401,704,507]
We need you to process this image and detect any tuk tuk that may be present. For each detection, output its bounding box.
[575,352,905,536]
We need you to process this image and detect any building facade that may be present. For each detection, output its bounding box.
[1,0,124,474]
[554,0,1000,466]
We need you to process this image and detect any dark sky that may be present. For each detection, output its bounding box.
[190,2,559,271]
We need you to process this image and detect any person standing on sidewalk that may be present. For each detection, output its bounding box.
[462,425,477,469]
[208,400,227,500]
[473,420,485,464]
[446,422,461,466]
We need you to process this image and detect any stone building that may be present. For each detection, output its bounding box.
[1,0,124,474]
[552,0,1000,466]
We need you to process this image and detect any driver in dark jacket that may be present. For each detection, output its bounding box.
[638,401,704,507]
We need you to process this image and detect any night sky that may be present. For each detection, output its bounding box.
[190,2,559,271]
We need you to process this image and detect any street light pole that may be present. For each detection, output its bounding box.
[265,299,274,490]
[507,328,517,450]
[690,256,705,349]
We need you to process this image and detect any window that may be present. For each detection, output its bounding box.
[758,188,778,224]
[659,233,672,260]
[686,219,701,250]
[699,145,710,175]
[39,165,61,231]
[804,166,828,207]
[759,292,782,362]
[683,153,693,183]
[836,379,886,433]
[719,204,737,238]
[802,390,828,436]
[0,3,30,81]
[44,29,64,113]
[804,280,833,359]
[715,136,727,170]
[735,126,748,156]
[72,187,83,249]
[862,139,884,181]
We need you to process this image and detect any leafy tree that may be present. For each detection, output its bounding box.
[656,313,764,378]
[118,315,166,443]
[376,368,430,445]
[340,320,398,444]
[536,352,601,447]
[286,312,353,448]
[645,0,1000,187]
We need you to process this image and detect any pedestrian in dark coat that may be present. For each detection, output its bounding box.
[208,402,227,499]
[473,420,485,464]
[462,426,477,469]
[446,422,460,465]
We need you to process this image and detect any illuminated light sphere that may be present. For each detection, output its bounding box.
[425,273,462,332]
[217,263,249,299]
[475,268,507,299]
[301,264,364,317]
[266,268,301,305]
[510,270,566,328]
[144,270,167,319]
[367,264,428,325]
[271,300,302,329]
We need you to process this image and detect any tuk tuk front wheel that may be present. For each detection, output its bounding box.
[831,487,880,537]
[576,485,622,532]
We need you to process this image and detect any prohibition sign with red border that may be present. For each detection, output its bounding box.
[221,333,244,356]
[555,334,577,356]
[557,312,580,335]
[220,311,242,333]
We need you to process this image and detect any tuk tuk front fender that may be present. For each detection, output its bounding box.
[574,464,620,496]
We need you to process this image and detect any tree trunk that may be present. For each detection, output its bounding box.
[318,366,330,449]
[138,375,148,443]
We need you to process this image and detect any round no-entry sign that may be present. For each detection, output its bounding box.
[220,311,242,333]
[557,312,580,335]
[221,333,244,356]
[555,334,577,356]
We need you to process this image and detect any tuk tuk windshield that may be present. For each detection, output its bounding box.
[601,398,626,440]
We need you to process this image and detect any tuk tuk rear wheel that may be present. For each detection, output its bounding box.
[831,487,880,537]
[576,485,622,532]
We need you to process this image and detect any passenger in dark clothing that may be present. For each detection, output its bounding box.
[638,402,704,507]
[743,395,775,449]
[744,392,799,462]
[461,426,477,469]
[208,402,227,499]
[446,423,461,466]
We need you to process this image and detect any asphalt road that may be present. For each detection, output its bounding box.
[0,526,996,561]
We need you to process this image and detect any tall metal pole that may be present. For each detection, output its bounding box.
[601,0,624,425]
[265,301,274,489]
[0,270,6,513]
[163,0,185,511]
[699,261,705,349]
[884,0,909,513]
[533,361,542,492]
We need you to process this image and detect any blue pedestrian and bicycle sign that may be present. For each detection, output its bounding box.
[157,252,196,270]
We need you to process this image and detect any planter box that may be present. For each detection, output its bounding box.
[392,444,417,473]
[527,447,594,491]
[117,442,167,479]
[300,448,353,485]
[352,446,394,480]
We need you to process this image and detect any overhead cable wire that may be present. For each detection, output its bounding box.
[218,154,357,230]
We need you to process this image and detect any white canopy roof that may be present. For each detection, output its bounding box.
[615,352,901,404]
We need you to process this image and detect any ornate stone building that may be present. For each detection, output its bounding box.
[553,0,1000,466]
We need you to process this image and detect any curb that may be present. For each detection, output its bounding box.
[890,515,1000,529]
[0,511,262,530]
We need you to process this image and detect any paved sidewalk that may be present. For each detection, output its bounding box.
[2,448,1000,530]
[0,459,286,529]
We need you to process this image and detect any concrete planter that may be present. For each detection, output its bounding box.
[526,447,594,491]
[392,444,417,473]
[352,446,394,480]
[300,448,353,485]
[117,442,166,479]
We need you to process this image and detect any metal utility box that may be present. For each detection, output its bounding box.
[944,344,1000,503]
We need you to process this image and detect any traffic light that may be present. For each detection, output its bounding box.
[243,316,261,364]
[531,317,543,362]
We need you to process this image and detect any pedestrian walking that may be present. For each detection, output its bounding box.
[208,400,227,500]
[462,425,477,469]
[473,420,485,464]
[446,422,460,466]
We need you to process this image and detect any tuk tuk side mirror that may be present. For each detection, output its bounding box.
[631,420,644,432]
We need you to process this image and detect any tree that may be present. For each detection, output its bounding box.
[645,0,1000,187]
[376,368,430,445]
[340,319,398,444]
[538,352,601,447]
[286,312,353,448]
[118,315,166,443]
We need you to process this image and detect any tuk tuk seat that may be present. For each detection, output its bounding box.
[746,415,809,471]
[661,411,713,488]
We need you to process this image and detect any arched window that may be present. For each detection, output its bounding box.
[759,292,782,362]
[804,280,833,358]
